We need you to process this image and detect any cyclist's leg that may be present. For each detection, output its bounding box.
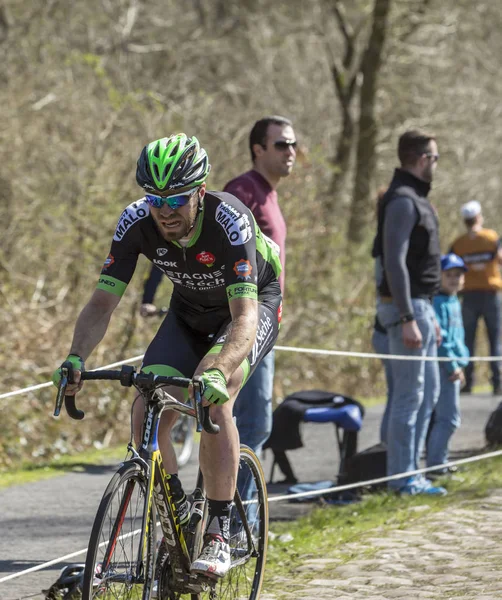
[192,300,279,577]
[233,349,274,458]
[136,309,204,472]
[197,300,280,501]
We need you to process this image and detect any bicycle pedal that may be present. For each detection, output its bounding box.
[195,572,218,585]
[186,572,216,593]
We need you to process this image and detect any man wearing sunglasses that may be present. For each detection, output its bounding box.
[223,115,295,487]
[53,133,282,578]
[372,129,444,497]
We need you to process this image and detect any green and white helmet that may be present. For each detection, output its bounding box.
[136,133,211,192]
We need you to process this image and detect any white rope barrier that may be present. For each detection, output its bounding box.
[2,448,502,585]
[0,346,502,400]
[1,345,501,401]
[0,355,145,400]
[274,345,502,362]
[267,448,502,503]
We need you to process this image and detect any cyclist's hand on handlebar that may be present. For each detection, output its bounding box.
[140,303,158,317]
[52,354,85,395]
[199,368,230,406]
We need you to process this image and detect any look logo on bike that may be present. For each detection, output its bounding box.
[53,133,282,578]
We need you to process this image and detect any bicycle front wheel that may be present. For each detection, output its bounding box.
[82,461,155,600]
[194,445,268,600]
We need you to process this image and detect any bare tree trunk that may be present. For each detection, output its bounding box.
[347,0,391,244]
[330,105,355,202]
[0,4,9,44]
[324,0,362,218]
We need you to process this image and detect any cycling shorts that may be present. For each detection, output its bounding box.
[141,296,281,389]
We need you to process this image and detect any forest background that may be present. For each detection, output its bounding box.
[1,0,501,467]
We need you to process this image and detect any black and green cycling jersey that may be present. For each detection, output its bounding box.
[98,191,282,333]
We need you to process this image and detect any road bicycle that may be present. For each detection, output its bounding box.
[54,362,268,599]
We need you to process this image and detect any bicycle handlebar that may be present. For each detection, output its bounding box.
[54,362,220,434]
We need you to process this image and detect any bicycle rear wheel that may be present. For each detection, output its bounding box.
[194,445,268,600]
[171,413,195,468]
[82,461,155,600]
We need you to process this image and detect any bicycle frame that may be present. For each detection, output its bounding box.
[129,383,213,595]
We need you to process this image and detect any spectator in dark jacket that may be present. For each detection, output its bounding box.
[372,129,446,496]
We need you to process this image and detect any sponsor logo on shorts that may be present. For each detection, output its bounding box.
[233,259,252,280]
[251,315,274,366]
[277,302,283,324]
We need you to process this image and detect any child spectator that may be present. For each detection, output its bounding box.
[426,253,470,474]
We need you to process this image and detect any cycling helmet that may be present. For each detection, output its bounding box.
[136,133,211,192]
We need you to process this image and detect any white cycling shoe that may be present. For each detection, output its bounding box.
[191,534,231,578]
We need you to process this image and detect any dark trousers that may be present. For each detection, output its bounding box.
[462,290,501,389]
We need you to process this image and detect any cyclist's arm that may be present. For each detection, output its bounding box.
[69,289,121,360]
[210,297,258,381]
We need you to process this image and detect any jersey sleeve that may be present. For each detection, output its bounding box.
[96,203,147,297]
[215,198,259,302]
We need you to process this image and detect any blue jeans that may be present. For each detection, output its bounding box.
[462,291,501,389]
[425,364,461,468]
[377,299,440,490]
[371,327,393,444]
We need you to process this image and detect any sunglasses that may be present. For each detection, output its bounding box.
[145,188,198,209]
[273,140,297,151]
[424,152,440,163]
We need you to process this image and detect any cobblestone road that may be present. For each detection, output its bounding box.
[263,492,502,599]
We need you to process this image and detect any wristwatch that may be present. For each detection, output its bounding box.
[399,314,415,324]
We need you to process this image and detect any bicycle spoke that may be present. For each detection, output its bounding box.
[83,464,153,600]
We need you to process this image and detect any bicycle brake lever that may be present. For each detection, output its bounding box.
[193,379,220,435]
[59,360,85,420]
[53,369,68,417]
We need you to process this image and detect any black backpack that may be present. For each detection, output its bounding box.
[485,401,502,446]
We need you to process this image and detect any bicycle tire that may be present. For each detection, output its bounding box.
[172,414,195,468]
[192,445,268,600]
[82,461,155,600]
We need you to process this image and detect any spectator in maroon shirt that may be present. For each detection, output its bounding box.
[224,115,296,464]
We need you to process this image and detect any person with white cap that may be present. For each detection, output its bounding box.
[450,200,502,395]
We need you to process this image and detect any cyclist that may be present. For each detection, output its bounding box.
[53,133,282,578]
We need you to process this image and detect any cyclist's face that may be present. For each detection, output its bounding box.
[149,184,205,241]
